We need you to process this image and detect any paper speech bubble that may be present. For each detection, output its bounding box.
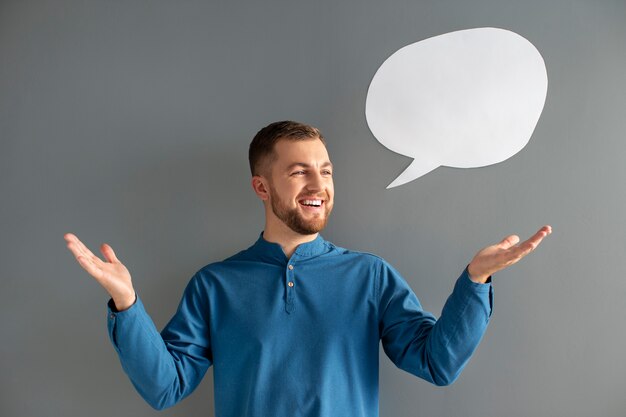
[365,27,548,188]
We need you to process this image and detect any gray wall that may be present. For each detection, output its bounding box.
[2,0,625,416]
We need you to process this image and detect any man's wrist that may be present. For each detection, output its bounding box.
[467,264,491,284]
[112,292,137,312]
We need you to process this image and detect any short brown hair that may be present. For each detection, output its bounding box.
[248,120,326,176]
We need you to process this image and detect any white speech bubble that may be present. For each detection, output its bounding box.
[365,27,548,188]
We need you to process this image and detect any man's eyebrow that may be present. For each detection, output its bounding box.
[285,161,333,171]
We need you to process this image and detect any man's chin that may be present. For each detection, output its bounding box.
[289,216,329,235]
[271,200,332,236]
[295,222,327,235]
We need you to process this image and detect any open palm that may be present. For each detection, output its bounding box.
[64,233,136,310]
[467,225,552,283]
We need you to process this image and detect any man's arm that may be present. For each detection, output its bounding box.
[379,225,551,385]
[379,264,491,386]
[64,233,211,410]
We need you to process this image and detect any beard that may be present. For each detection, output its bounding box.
[269,186,332,235]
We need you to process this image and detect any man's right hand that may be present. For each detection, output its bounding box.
[64,233,136,311]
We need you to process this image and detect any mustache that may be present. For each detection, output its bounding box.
[296,193,329,200]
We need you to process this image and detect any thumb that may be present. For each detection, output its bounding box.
[100,243,120,264]
[497,234,520,250]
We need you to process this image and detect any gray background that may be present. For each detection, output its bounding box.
[2,0,625,416]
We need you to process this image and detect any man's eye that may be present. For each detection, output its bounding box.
[292,170,306,176]
[322,170,333,176]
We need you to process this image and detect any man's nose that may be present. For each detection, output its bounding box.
[306,172,324,192]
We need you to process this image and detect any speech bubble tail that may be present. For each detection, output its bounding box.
[387,160,439,189]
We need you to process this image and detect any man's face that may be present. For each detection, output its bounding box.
[264,138,334,235]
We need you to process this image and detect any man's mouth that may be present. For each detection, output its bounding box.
[299,199,323,208]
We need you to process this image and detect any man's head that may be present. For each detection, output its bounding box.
[250,121,334,236]
[249,121,326,177]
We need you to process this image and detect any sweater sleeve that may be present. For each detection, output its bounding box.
[378,263,492,386]
[107,274,212,410]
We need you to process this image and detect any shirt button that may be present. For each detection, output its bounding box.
[288,281,294,287]
[288,264,294,270]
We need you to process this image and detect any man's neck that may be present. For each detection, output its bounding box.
[262,224,319,259]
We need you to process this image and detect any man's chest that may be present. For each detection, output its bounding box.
[206,260,379,359]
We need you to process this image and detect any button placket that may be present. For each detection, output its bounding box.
[285,262,296,314]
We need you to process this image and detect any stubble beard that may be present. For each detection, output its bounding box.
[269,186,332,235]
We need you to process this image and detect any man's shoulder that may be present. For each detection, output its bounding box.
[195,248,252,273]
[322,240,388,266]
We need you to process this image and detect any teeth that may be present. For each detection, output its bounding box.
[301,199,322,207]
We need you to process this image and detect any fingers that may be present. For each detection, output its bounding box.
[100,243,120,264]
[469,225,552,279]
[497,234,520,250]
[522,225,552,249]
[64,233,97,260]
[65,233,118,264]
[510,225,553,259]
[64,234,102,276]
[537,225,552,237]
[75,253,105,280]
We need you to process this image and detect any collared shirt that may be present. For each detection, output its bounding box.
[107,233,493,416]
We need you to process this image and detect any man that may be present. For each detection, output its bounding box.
[64,121,551,416]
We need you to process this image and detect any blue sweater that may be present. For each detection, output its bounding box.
[107,233,493,416]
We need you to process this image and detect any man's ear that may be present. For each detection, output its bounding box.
[251,175,270,201]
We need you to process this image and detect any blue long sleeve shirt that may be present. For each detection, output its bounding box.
[107,233,493,416]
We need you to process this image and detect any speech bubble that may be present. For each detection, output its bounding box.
[365,27,548,188]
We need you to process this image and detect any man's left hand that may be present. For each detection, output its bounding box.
[467,225,552,283]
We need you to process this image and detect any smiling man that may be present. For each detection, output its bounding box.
[65,120,551,417]
[250,124,334,256]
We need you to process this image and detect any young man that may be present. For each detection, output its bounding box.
[64,121,551,417]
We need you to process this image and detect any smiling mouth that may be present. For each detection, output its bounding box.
[298,198,324,209]
[299,199,323,207]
